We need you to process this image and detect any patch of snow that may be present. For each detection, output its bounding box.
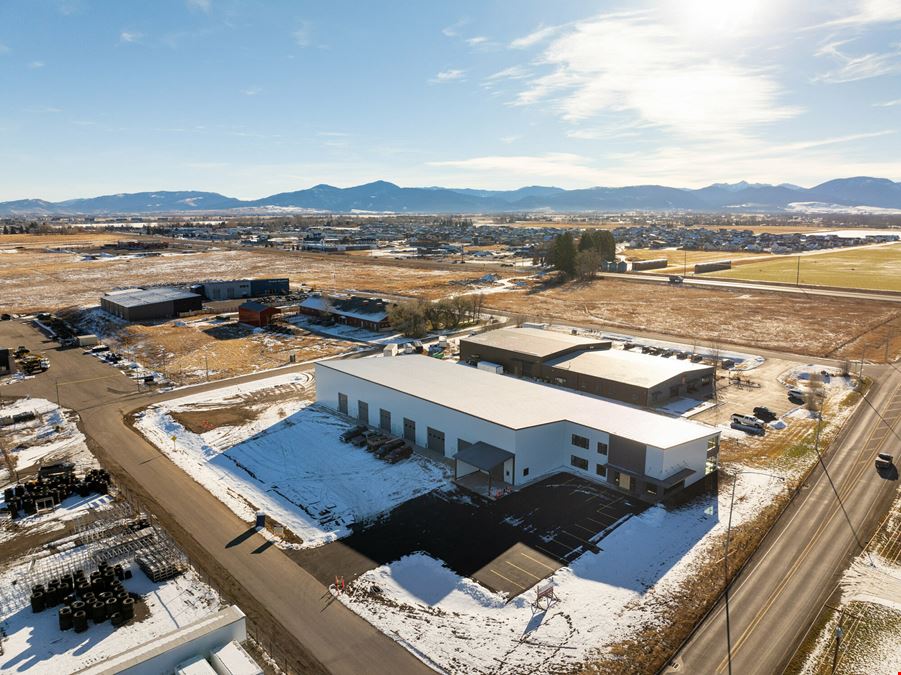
[338,467,786,673]
[135,378,451,548]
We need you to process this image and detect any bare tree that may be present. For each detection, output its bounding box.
[806,372,824,413]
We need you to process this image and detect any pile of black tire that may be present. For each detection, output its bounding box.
[31,563,136,633]
[2,468,111,519]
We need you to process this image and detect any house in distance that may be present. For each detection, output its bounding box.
[299,293,394,331]
[238,301,280,328]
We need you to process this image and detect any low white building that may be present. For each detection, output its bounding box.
[315,356,720,502]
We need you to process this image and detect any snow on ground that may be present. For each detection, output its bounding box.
[1,398,96,481]
[136,376,452,548]
[337,467,786,674]
[779,363,858,394]
[287,315,408,346]
[0,562,220,675]
[656,397,717,418]
[1,398,105,544]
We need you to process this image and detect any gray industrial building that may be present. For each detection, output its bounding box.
[460,326,714,407]
[0,347,11,375]
[100,288,203,321]
[193,278,290,301]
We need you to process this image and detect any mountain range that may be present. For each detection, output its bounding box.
[2,177,901,216]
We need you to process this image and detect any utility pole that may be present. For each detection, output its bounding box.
[832,618,844,673]
[795,255,801,286]
[205,353,209,382]
[55,379,61,408]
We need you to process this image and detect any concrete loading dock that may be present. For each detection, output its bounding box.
[316,355,720,503]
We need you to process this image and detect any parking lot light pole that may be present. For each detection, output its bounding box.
[723,468,786,675]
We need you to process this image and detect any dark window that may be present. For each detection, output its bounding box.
[338,393,348,415]
[523,467,529,477]
[357,400,369,424]
[597,441,608,455]
[570,455,588,470]
[645,483,659,497]
[596,464,607,478]
[379,408,391,432]
[571,434,589,449]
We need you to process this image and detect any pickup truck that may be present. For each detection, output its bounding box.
[875,453,894,471]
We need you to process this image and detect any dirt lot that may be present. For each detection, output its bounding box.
[69,310,360,385]
[483,278,901,362]
[0,240,505,314]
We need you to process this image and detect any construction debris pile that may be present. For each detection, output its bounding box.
[2,463,111,519]
[30,562,137,633]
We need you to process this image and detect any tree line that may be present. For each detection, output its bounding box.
[534,230,616,279]
[388,294,485,338]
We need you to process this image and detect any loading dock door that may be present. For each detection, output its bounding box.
[426,427,445,454]
[338,393,348,415]
[403,418,416,443]
[379,409,391,432]
[358,400,369,424]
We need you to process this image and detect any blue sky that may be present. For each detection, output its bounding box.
[1,0,900,200]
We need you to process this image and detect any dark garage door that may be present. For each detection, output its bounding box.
[404,418,416,443]
[380,408,391,432]
[338,393,348,415]
[426,427,445,454]
[358,401,369,424]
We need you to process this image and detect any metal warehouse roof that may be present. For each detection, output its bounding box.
[462,326,605,358]
[454,441,515,471]
[546,348,712,389]
[101,287,201,307]
[319,356,717,449]
[300,294,390,322]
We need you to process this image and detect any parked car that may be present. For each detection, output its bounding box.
[1,313,11,321]
[731,413,763,429]
[787,388,806,402]
[340,425,367,443]
[875,453,894,471]
[753,407,778,423]
[690,354,704,363]
[385,444,413,463]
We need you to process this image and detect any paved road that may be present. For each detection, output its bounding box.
[598,271,901,303]
[668,365,901,675]
[1,320,431,675]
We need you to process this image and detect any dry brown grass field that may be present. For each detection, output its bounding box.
[0,243,498,313]
[623,247,770,272]
[482,278,901,362]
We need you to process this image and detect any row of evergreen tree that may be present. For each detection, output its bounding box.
[537,230,616,278]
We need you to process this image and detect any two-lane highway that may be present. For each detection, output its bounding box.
[669,367,901,675]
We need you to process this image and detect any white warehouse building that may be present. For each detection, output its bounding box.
[315,356,720,502]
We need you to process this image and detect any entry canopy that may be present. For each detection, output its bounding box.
[453,441,515,472]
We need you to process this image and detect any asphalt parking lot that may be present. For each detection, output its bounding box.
[292,472,646,598]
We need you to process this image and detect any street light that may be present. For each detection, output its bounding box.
[723,468,787,675]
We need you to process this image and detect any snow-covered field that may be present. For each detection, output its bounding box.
[135,373,452,548]
[0,560,220,675]
[337,468,786,674]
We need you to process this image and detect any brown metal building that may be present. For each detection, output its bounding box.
[460,326,714,407]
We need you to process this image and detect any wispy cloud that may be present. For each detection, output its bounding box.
[429,68,466,84]
[186,0,211,12]
[508,12,800,139]
[817,0,901,28]
[874,98,901,107]
[293,22,312,47]
[466,36,488,46]
[28,60,45,69]
[241,86,262,96]
[815,39,901,82]
[119,30,142,44]
[510,24,561,49]
[442,19,469,38]
[0,42,9,54]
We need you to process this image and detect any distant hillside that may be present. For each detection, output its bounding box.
[2,176,900,215]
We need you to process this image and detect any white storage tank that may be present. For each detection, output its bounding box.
[383,343,399,357]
